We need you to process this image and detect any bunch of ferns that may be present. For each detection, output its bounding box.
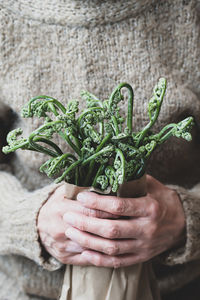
[3,78,194,192]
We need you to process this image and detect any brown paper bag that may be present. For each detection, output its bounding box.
[59,175,160,300]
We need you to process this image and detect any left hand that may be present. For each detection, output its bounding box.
[63,175,186,268]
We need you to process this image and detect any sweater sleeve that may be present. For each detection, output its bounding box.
[159,182,200,265]
[0,168,63,271]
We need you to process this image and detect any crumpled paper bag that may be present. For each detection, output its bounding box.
[59,175,160,300]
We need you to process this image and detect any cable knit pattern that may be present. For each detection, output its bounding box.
[0,0,200,299]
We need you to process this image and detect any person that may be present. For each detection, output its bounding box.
[0,0,200,299]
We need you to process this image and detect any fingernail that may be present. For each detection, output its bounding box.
[77,192,87,202]
[63,214,75,225]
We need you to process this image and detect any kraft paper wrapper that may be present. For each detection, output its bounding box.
[59,175,159,300]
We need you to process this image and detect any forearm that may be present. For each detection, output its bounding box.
[0,169,62,271]
[159,182,200,265]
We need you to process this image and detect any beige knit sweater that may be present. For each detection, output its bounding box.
[0,0,200,299]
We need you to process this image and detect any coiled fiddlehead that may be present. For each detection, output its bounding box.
[2,79,194,191]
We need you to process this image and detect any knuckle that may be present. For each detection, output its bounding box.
[112,200,126,214]
[93,256,102,267]
[88,208,99,218]
[93,209,103,218]
[107,224,120,239]
[149,200,161,220]
[112,257,122,269]
[105,243,120,255]
[81,236,89,248]
[82,207,93,217]
[89,194,99,208]
[77,218,86,231]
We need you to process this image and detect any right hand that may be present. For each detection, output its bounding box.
[37,184,117,265]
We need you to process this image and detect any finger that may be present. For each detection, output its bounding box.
[59,198,118,219]
[65,226,141,255]
[41,231,85,254]
[44,239,85,261]
[57,240,85,254]
[46,250,94,266]
[77,192,153,217]
[39,220,67,242]
[81,250,144,268]
[61,253,91,266]
[61,252,100,266]
[65,241,85,253]
[40,232,55,249]
[63,212,145,239]
[50,184,118,219]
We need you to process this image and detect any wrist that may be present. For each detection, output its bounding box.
[169,189,186,250]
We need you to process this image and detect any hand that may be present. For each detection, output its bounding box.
[37,184,117,265]
[64,175,186,268]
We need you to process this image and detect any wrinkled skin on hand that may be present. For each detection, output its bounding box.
[63,175,186,268]
[38,175,185,268]
[37,184,118,265]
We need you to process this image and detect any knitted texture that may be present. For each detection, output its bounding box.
[0,0,157,26]
[0,171,62,269]
[156,184,200,295]
[0,0,200,299]
[162,184,200,265]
